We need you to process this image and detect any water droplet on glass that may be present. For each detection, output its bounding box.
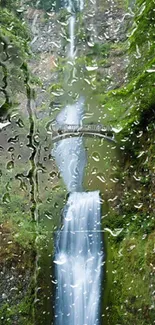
[85,66,98,71]
[92,152,100,162]
[91,167,97,175]
[16,118,24,128]
[97,173,106,183]
[6,161,14,170]
[2,193,11,203]
[49,171,57,179]
[104,227,123,237]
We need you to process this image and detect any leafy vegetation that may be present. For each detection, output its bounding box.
[0,0,19,11]
[104,233,155,325]
[99,1,155,323]
[0,3,30,118]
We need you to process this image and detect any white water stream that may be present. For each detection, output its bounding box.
[67,0,76,58]
[53,1,103,324]
[52,97,86,192]
[54,191,103,325]
[53,99,103,324]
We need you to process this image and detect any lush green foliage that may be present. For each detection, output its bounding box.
[99,1,155,323]
[104,233,155,324]
[0,4,30,118]
[0,0,19,10]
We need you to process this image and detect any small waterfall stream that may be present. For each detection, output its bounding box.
[67,0,76,58]
[68,14,75,58]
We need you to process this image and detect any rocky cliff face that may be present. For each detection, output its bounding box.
[86,0,129,43]
[26,7,61,54]
[23,0,132,117]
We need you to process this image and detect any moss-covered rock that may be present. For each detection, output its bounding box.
[0,6,31,118]
[101,1,155,323]
[0,222,36,324]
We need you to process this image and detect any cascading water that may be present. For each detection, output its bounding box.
[64,0,85,58]
[52,97,86,192]
[54,192,103,325]
[69,15,75,58]
[53,99,103,324]
[53,1,103,324]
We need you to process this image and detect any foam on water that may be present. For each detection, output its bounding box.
[54,191,103,325]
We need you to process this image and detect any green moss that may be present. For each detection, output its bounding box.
[105,234,155,325]
[89,0,154,131]
[128,0,155,78]
[0,9,29,39]
[0,7,31,117]
[0,282,35,325]
[86,43,111,58]
[96,56,155,132]
[101,2,155,323]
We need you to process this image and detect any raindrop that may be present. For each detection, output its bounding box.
[54,203,59,208]
[2,293,7,300]
[91,167,97,175]
[8,135,19,144]
[34,134,40,145]
[49,171,57,179]
[85,66,98,71]
[87,40,95,47]
[53,185,61,191]
[104,228,123,237]
[8,147,14,152]
[6,161,14,170]
[16,118,24,128]
[97,173,106,183]
[137,151,145,158]
[45,214,53,220]
[92,152,100,162]
[2,193,11,203]
[134,203,143,209]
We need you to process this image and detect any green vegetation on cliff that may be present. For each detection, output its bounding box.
[101,1,155,324]
[0,2,36,324]
[0,2,30,118]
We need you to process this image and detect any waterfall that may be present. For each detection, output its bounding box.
[52,1,103,323]
[79,0,84,11]
[53,98,103,325]
[69,15,75,58]
[54,191,103,325]
[67,0,75,58]
[66,0,84,59]
[52,97,86,192]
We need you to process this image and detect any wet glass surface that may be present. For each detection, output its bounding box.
[0,0,155,324]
